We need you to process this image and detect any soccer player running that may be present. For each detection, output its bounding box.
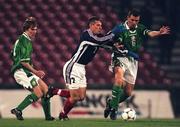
[48,16,125,120]
[104,9,170,120]
[10,17,55,121]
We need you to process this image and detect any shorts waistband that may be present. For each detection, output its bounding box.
[74,62,85,67]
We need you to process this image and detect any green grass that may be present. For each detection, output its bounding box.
[0,118,180,127]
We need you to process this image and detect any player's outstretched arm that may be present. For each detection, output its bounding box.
[148,26,170,37]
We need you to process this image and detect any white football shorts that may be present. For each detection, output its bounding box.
[63,61,87,89]
[14,68,39,89]
[111,57,138,84]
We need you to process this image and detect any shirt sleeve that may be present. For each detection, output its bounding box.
[141,24,151,36]
[81,30,115,46]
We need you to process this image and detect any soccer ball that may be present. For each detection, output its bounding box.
[121,108,136,120]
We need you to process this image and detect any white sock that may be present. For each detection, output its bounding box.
[57,89,62,95]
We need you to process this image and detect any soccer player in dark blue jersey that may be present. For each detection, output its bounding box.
[49,16,125,120]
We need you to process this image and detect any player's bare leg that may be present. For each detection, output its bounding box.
[59,87,86,121]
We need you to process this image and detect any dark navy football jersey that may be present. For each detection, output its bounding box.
[71,29,114,65]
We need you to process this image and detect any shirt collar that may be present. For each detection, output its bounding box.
[23,32,31,41]
[124,21,138,30]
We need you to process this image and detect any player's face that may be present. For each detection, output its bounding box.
[127,15,140,29]
[26,26,38,39]
[90,20,102,34]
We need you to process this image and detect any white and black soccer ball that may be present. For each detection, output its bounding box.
[121,108,136,120]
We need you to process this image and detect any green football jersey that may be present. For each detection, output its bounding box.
[118,22,151,53]
[11,33,33,75]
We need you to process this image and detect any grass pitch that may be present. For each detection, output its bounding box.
[0,118,180,127]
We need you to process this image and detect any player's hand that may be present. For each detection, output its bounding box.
[113,43,128,56]
[114,43,124,49]
[159,26,170,35]
[35,70,45,79]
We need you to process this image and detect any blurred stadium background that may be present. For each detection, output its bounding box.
[0,0,180,119]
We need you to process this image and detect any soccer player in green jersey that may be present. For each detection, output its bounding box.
[10,17,54,121]
[104,9,170,120]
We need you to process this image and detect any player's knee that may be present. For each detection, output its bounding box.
[38,92,44,98]
[71,95,80,101]
[114,78,124,85]
[79,96,85,101]
[73,95,85,101]
[34,90,43,98]
[39,83,48,94]
[125,90,132,97]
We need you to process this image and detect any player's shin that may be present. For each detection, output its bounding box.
[17,93,39,111]
[61,97,75,116]
[41,97,52,119]
[110,85,123,110]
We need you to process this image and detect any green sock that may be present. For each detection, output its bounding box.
[41,97,51,119]
[110,85,123,110]
[17,93,39,111]
[119,91,129,103]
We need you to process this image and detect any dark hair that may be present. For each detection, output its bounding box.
[128,9,141,17]
[87,16,101,26]
[23,16,37,32]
